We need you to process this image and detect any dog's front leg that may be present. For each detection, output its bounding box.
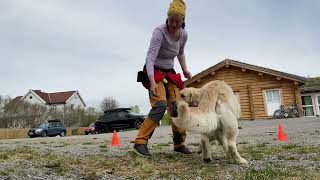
[200,134,211,162]
[197,142,202,154]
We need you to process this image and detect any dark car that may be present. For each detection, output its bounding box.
[95,108,145,133]
[84,123,97,135]
[28,119,67,138]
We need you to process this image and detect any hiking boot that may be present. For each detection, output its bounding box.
[133,144,151,157]
[174,145,192,154]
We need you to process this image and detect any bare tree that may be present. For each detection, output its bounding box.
[82,107,101,127]
[0,95,11,110]
[100,97,119,112]
[1,99,49,128]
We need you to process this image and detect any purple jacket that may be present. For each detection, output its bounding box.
[145,24,188,77]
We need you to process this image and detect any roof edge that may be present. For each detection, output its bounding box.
[185,58,307,86]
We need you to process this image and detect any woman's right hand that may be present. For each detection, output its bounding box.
[150,81,159,96]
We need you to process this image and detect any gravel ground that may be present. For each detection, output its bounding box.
[0,117,319,179]
[237,116,320,146]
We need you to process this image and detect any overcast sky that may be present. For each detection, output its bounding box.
[0,0,319,113]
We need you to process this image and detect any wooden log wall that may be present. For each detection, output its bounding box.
[188,66,303,120]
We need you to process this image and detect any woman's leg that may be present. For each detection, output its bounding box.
[165,82,191,153]
[134,81,167,156]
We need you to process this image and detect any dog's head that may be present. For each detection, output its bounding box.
[180,87,200,107]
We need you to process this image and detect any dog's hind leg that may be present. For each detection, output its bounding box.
[217,133,232,162]
[200,134,212,162]
[198,139,218,155]
[227,131,248,164]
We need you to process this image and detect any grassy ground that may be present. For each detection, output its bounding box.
[0,142,319,179]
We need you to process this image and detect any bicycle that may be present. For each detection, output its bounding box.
[287,104,304,118]
[272,105,304,119]
[273,105,288,119]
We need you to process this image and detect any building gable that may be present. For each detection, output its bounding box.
[65,91,86,107]
[21,90,47,105]
[185,59,307,86]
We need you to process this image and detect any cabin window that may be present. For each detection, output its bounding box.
[266,90,280,104]
[301,95,314,116]
[264,89,281,116]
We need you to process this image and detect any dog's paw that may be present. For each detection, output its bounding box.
[203,158,212,163]
[233,157,248,164]
[237,158,248,164]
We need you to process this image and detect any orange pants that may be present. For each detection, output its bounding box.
[134,81,186,148]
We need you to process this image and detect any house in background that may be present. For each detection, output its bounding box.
[185,59,307,120]
[300,77,320,117]
[13,89,86,110]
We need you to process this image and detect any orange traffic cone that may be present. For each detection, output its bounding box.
[277,123,288,141]
[111,130,120,146]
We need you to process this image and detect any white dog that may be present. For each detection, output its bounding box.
[172,80,247,164]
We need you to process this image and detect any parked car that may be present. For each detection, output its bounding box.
[28,119,67,138]
[95,108,145,133]
[84,123,97,135]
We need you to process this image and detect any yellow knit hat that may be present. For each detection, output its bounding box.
[167,0,186,18]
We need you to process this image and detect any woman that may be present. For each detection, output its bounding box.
[134,0,192,157]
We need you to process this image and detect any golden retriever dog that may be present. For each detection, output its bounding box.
[172,80,247,164]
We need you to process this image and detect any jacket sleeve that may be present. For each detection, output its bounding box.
[179,30,188,56]
[145,29,163,77]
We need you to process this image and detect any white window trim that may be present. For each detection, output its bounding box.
[316,94,320,116]
[301,94,316,117]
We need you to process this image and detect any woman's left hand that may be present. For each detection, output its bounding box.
[183,70,192,79]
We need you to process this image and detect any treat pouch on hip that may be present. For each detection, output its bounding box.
[137,71,149,83]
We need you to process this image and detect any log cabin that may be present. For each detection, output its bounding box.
[185,59,307,120]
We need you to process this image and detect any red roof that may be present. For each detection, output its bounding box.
[33,90,76,104]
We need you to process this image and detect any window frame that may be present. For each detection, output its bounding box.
[301,95,315,117]
[262,88,283,116]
